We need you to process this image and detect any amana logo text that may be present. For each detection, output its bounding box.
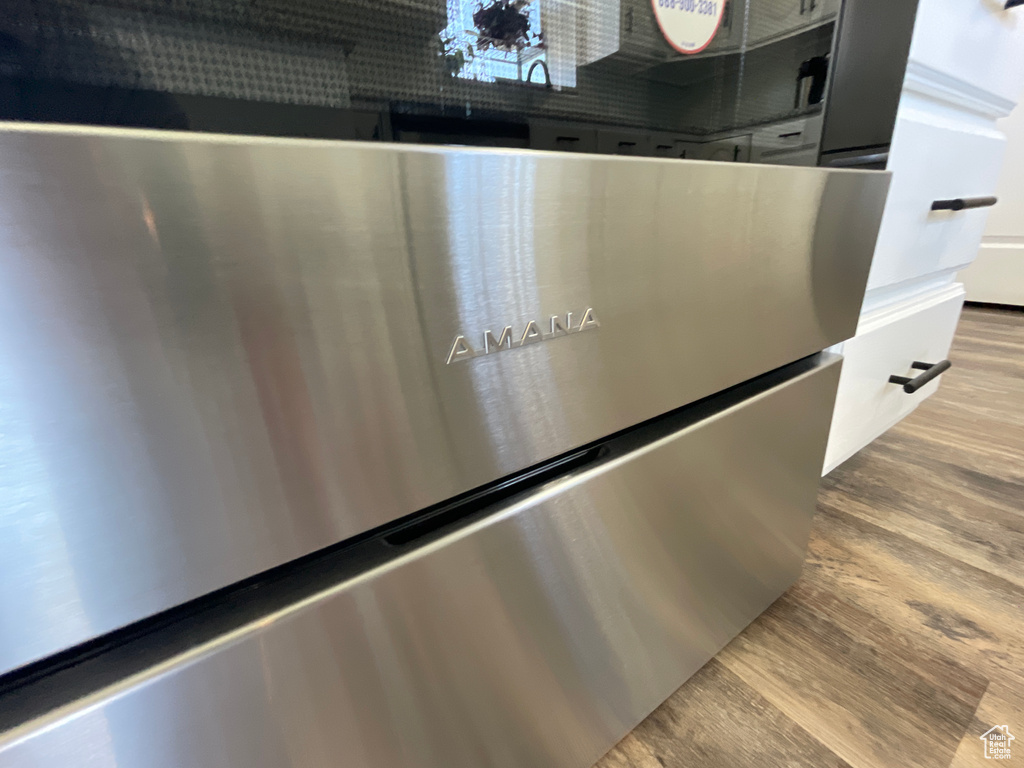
[446,308,600,364]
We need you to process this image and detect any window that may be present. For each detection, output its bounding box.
[441,0,550,85]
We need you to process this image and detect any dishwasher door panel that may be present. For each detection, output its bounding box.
[0,355,841,768]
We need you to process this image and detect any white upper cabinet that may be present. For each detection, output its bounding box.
[615,0,837,66]
[746,0,835,47]
[747,0,806,45]
[812,0,841,20]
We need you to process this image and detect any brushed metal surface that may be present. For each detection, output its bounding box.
[0,356,842,768]
[0,122,888,676]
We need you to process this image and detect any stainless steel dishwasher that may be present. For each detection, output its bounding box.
[0,0,915,764]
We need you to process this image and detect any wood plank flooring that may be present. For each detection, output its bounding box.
[595,306,1024,768]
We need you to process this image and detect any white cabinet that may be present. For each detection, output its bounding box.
[747,0,806,45]
[867,101,1006,291]
[614,0,672,67]
[688,133,753,162]
[824,285,964,473]
[615,0,836,67]
[907,0,1024,110]
[812,0,840,21]
[746,0,834,47]
[823,0,1024,473]
[750,114,823,164]
[974,95,1024,239]
[959,85,1024,306]
[702,0,743,55]
[756,0,844,50]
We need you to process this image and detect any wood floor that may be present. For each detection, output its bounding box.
[595,306,1024,768]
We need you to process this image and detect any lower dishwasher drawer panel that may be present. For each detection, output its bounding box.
[0,356,842,768]
[824,285,964,474]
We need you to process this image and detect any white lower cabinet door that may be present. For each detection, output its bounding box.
[823,284,965,474]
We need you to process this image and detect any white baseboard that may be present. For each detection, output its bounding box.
[958,238,1024,306]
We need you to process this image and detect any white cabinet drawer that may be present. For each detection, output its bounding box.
[824,284,964,473]
[751,114,823,165]
[868,108,1006,291]
[908,0,1024,110]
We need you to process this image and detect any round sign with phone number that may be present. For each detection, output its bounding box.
[651,0,726,54]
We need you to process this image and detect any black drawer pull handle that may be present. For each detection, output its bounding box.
[888,360,951,393]
[931,196,997,211]
[1006,0,1023,10]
